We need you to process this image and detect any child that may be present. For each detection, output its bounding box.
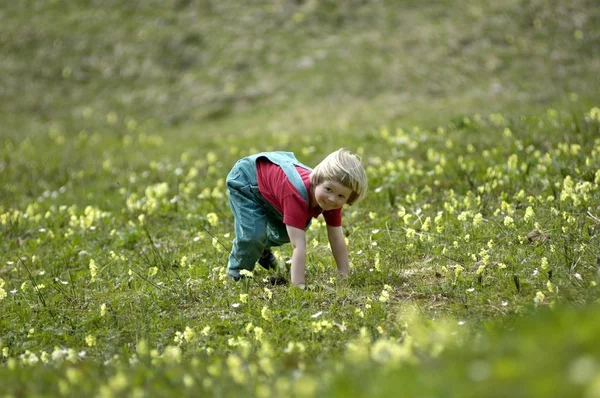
[225,148,367,287]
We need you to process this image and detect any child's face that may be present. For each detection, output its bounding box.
[314,180,353,211]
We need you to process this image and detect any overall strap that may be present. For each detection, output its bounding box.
[248,151,311,204]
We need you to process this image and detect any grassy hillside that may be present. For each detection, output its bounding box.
[1,0,599,141]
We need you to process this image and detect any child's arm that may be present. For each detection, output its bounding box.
[326,225,349,278]
[286,225,307,286]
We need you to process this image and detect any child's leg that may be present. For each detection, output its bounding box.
[226,162,269,279]
[266,220,290,248]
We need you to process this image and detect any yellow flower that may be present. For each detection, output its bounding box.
[136,340,149,357]
[85,335,96,347]
[254,327,264,342]
[206,152,218,165]
[585,107,600,122]
[454,265,464,278]
[0,278,6,301]
[179,256,188,268]
[163,346,182,364]
[379,290,390,303]
[89,259,98,282]
[534,291,545,305]
[259,357,275,376]
[261,306,272,321]
[370,337,415,366]
[174,331,184,345]
[481,253,490,266]
[240,270,253,278]
[507,154,519,170]
[183,374,195,388]
[524,206,535,222]
[227,355,247,384]
[397,206,406,218]
[184,326,196,343]
[422,217,431,232]
[263,288,272,300]
[206,213,219,227]
[211,237,222,252]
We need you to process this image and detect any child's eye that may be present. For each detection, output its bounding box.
[325,187,332,192]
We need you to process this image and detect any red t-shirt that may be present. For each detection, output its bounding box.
[256,158,342,229]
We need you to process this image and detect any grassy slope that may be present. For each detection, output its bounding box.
[1,0,598,142]
[1,0,599,210]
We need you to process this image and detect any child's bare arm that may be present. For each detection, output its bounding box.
[327,225,349,278]
[286,225,307,286]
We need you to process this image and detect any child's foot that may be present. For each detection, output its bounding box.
[258,249,278,270]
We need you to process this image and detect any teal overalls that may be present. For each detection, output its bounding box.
[226,152,312,279]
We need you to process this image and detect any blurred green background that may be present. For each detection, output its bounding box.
[1,0,598,142]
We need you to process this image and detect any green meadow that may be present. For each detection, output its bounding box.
[1,0,600,396]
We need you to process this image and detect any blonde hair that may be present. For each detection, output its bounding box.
[310,148,368,205]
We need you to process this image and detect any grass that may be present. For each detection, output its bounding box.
[1,0,600,397]
[2,0,599,139]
